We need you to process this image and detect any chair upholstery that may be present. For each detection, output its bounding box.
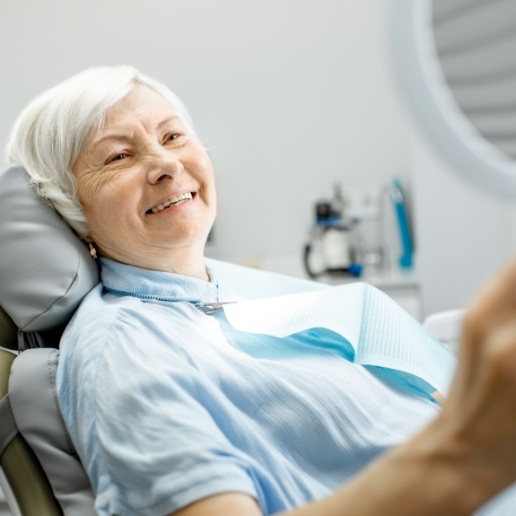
[0,309,62,515]
[0,165,99,334]
[0,308,96,515]
[9,348,96,515]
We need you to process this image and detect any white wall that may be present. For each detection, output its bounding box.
[409,125,516,317]
[0,0,411,264]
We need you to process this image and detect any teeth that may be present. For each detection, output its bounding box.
[150,192,192,213]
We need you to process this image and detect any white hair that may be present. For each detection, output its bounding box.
[5,65,195,237]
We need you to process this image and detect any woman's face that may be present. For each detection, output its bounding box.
[72,85,217,272]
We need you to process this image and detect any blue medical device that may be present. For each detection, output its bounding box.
[390,179,413,269]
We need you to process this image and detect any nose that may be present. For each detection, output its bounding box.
[146,146,184,184]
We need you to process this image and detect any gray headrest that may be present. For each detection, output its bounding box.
[0,165,99,332]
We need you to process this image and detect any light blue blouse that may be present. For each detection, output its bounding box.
[56,258,515,515]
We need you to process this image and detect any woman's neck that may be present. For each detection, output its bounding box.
[103,246,209,281]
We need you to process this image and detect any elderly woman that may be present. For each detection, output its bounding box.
[6,65,516,516]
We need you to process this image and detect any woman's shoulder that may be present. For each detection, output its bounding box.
[61,284,202,362]
[70,282,160,327]
[59,285,149,364]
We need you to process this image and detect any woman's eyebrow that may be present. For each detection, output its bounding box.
[91,116,182,149]
[90,133,134,151]
[156,115,182,131]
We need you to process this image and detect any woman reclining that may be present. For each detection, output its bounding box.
[6,65,516,515]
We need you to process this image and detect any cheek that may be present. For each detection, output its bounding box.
[82,186,128,232]
[75,173,105,212]
[192,147,214,178]
[202,162,216,194]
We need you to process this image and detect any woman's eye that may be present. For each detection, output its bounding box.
[166,133,180,142]
[109,153,126,162]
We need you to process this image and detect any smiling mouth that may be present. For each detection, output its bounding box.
[147,192,194,214]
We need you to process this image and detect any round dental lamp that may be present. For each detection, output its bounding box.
[385,0,516,198]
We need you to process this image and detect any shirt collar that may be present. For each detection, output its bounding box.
[99,257,220,304]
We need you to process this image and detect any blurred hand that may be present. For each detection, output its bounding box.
[437,258,516,495]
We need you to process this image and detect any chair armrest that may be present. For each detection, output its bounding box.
[423,309,465,356]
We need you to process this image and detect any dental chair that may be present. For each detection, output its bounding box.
[0,165,98,515]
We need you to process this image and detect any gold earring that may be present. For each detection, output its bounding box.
[88,242,98,260]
